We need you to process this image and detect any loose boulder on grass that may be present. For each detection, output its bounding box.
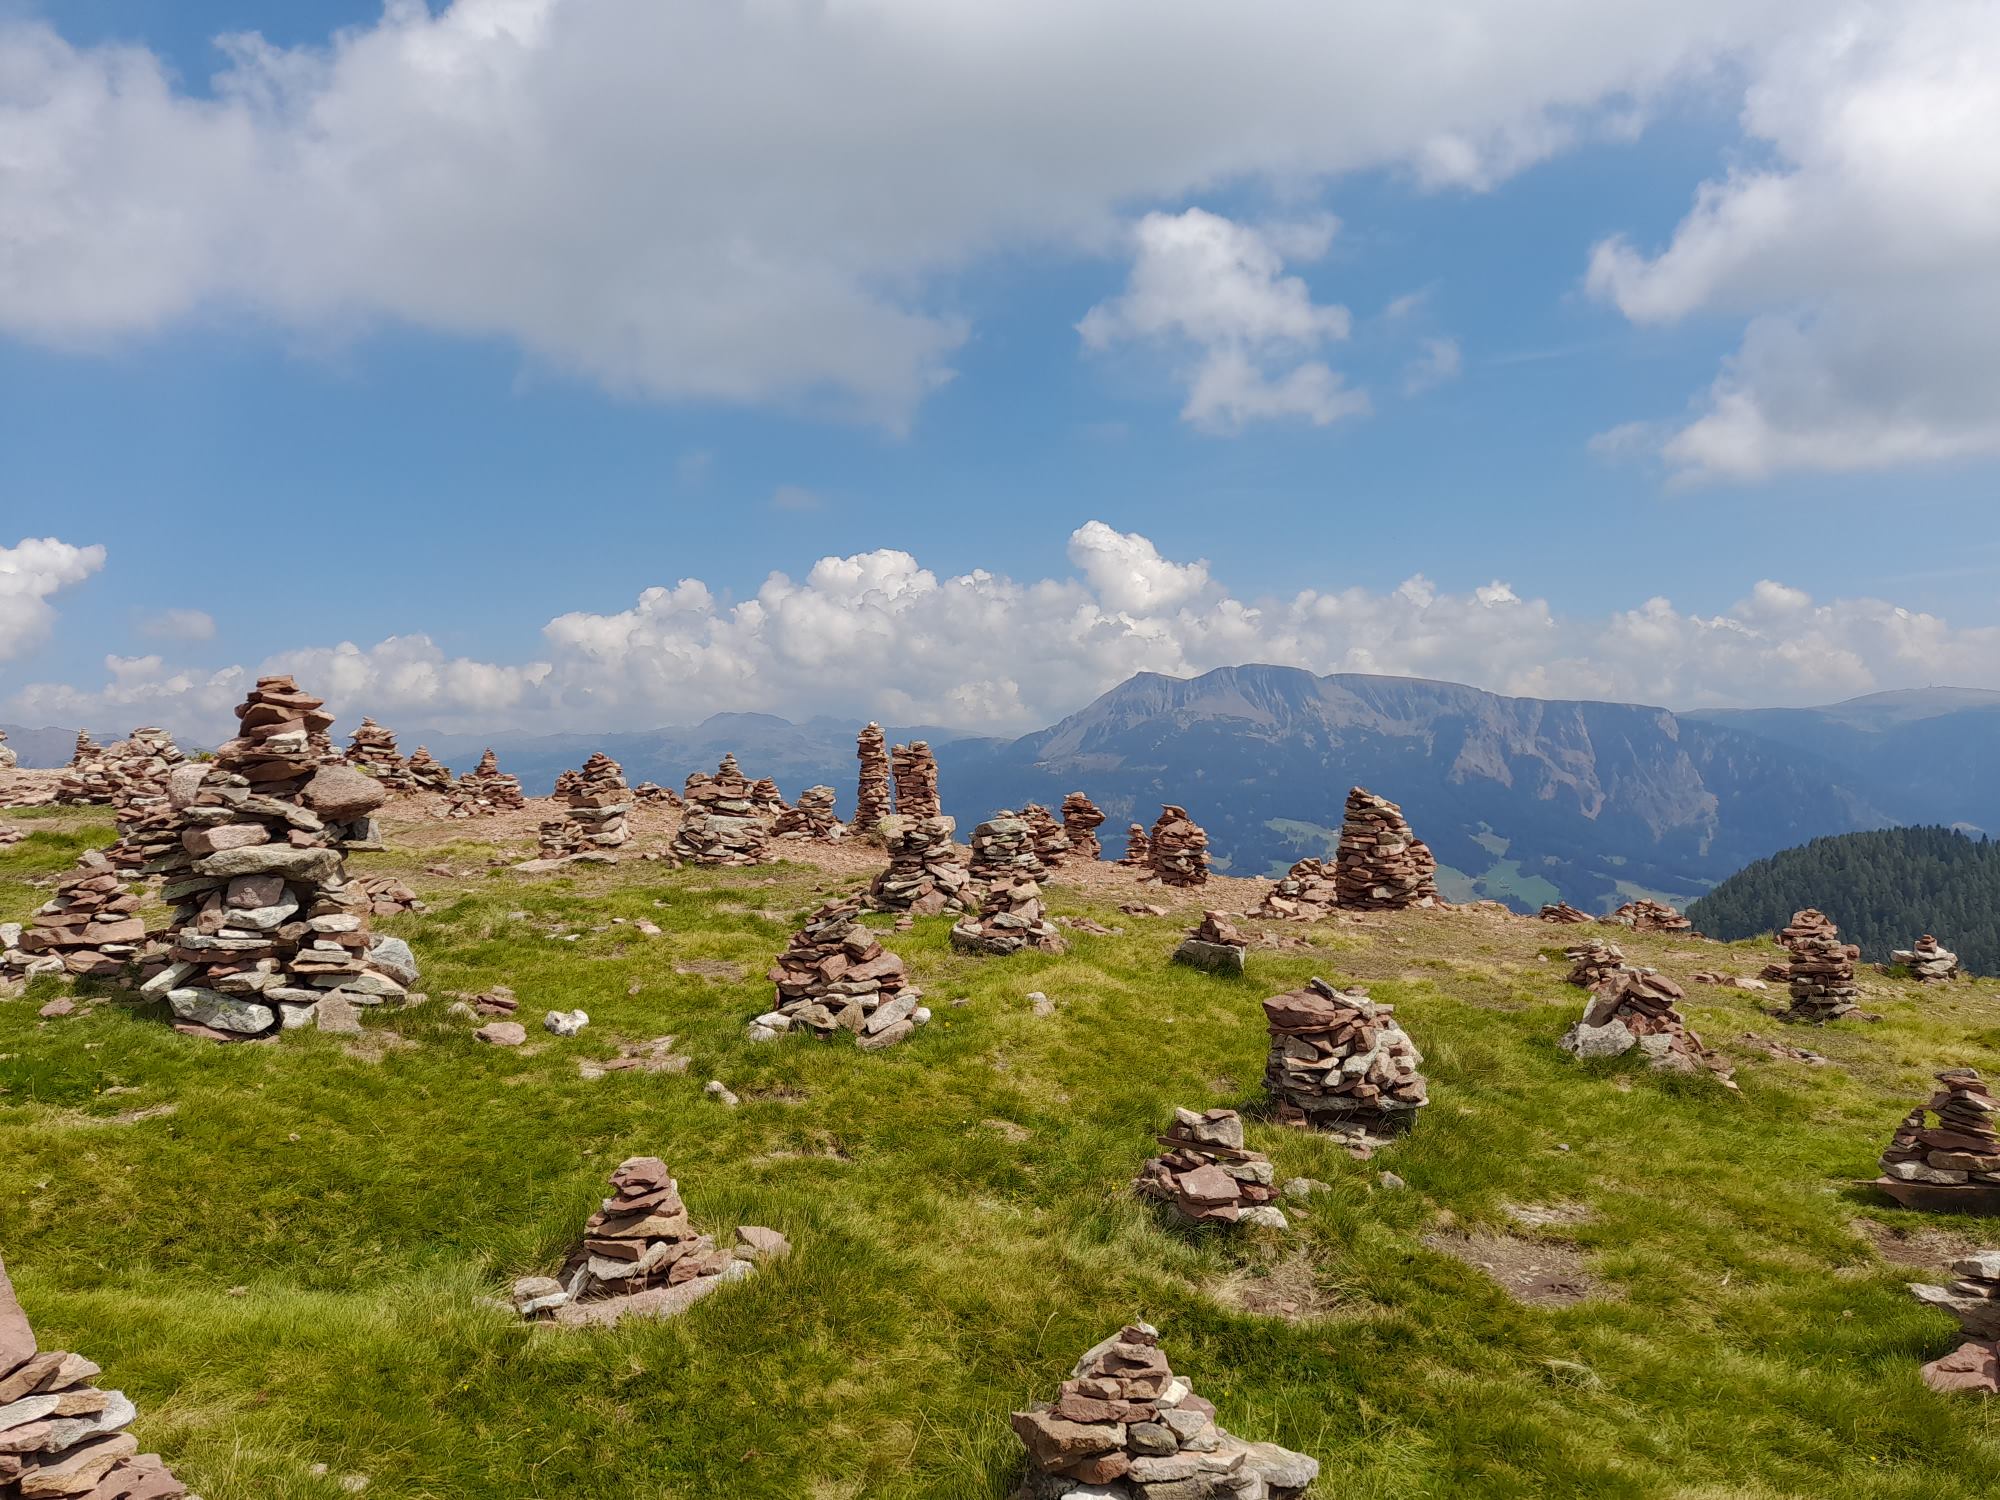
[1910,1251,2000,1395]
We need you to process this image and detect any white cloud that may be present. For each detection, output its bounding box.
[13,522,1999,742]
[1401,336,1463,395]
[0,536,106,660]
[0,0,1820,428]
[1588,1,2000,479]
[137,607,216,642]
[771,484,823,512]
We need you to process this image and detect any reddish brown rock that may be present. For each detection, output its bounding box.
[1059,792,1106,862]
[1147,805,1208,888]
[854,723,891,834]
[1559,967,1737,1087]
[950,876,1066,956]
[448,749,526,817]
[890,740,941,820]
[1334,787,1437,910]
[671,755,769,866]
[772,785,844,842]
[1880,1069,2000,1189]
[866,815,970,914]
[1116,824,1151,868]
[1608,898,1693,934]
[1258,858,1337,920]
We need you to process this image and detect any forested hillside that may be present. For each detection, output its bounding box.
[1688,827,2000,974]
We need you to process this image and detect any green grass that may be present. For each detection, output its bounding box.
[4,819,2000,1497]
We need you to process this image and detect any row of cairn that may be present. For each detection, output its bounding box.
[754,898,927,1047]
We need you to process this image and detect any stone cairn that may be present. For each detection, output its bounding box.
[0,1254,190,1497]
[854,723,891,833]
[52,733,105,804]
[0,729,13,769]
[1909,1250,2000,1395]
[670,755,769,866]
[448,749,526,816]
[1117,824,1151,868]
[1148,805,1209,888]
[1021,803,1072,868]
[749,778,788,820]
[967,812,1045,887]
[405,746,454,792]
[1785,929,1861,1022]
[138,676,417,1041]
[103,733,191,877]
[772,785,844,841]
[1564,938,1628,990]
[890,740,942,820]
[561,752,633,850]
[5,850,144,983]
[752,897,927,1048]
[1538,902,1592,924]
[1894,935,1961,982]
[1334,787,1437,910]
[1559,968,1735,1086]
[1134,1108,1286,1229]
[1257,859,1338,920]
[1008,1323,1319,1500]
[632,780,682,809]
[1608,899,1692,934]
[1061,792,1106,862]
[1172,911,1248,976]
[55,728,183,808]
[950,875,1066,956]
[1879,1068,2000,1194]
[343,717,413,789]
[865,816,969,915]
[1263,977,1427,1142]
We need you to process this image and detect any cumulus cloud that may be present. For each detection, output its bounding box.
[0,536,106,660]
[0,0,1820,428]
[13,522,1998,742]
[137,607,216,642]
[1588,1,2000,479]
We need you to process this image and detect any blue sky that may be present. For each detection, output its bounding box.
[3,0,1997,739]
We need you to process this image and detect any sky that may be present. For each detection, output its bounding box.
[3,0,1999,743]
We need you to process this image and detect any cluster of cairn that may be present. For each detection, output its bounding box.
[671,756,770,866]
[0,1255,190,1497]
[1020,804,1072,867]
[1538,902,1593,924]
[854,723,891,832]
[1263,977,1427,1141]
[137,677,417,1040]
[1334,787,1438,910]
[1148,806,1209,887]
[950,876,1066,956]
[4,850,143,982]
[890,741,942,820]
[344,718,414,788]
[1134,1108,1286,1229]
[1564,938,1628,989]
[866,816,970,914]
[404,746,454,792]
[1909,1251,2000,1395]
[1559,967,1735,1086]
[967,812,1045,886]
[1609,899,1691,934]
[556,752,633,851]
[447,750,525,816]
[1060,792,1106,861]
[753,898,927,1047]
[1782,910,1861,1022]
[1879,1068,2000,1190]
[1894,935,1961,982]
[1118,825,1151,867]
[771,786,843,841]
[1257,859,1338,920]
[55,728,184,808]
[1172,911,1248,975]
[1008,1324,1319,1500]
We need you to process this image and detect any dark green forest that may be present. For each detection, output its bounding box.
[1688,825,1999,975]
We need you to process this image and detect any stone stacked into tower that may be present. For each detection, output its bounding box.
[1334,787,1437,910]
[753,898,926,1048]
[1257,859,1338,920]
[865,817,970,914]
[54,728,182,807]
[1135,1109,1286,1229]
[1909,1252,2000,1394]
[1894,935,1961,982]
[772,785,844,841]
[1784,929,1861,1021]
[890,741,941,820]
[967,812,1045,887]
[854,723,891,833]
[136,676,416,1040]
[670,756,769,866]
[1559,968,1736,1085]
[561,752,633,850]
[1118,824,1151,868]
[344,718,413,788]
[1609,899,1692,934]
[7,850,144,982]
[405,746,454,792]
[104,732,191,876]
[1263,978,1427,1139]
[1564,938,1628,989]
[749,779,787,820]
[1021,804,1072,868]
[1172,911,1248,975]
[1059,792,1106,862]
[1879,1069,2000,1190]
[1148,805,1209,887]
[449,749,526,816]
[949,875,1066,956]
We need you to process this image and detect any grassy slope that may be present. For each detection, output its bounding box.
[2,811,2000,1498]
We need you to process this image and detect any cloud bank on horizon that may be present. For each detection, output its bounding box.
[9,523,1996,741]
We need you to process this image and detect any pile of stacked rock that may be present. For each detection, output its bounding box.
[405,746,454,792]
[670,756,769,866]
[749,778,787,820]
[1257,859,1338,920]
[1610,899,1692,934]
[0,826,19,849]
[0,729,12,769]
[1564,938,1628,990]
[6,850,144,982]
[0,1255,191,1497]
[890,741,942,820]
[538,815,586,860]
[771,786,843,841]
[1538,902,1593,924]
[950,876,1066,956]
[1263,977,1428,1140]
[1008,1323,1319,1500]
[137,676,417,1040]
[344,718,412,788]
[1172,911,1248,975]
[54,729,177,807]
[1060,792,1106,862]
[1879,1068,2000,1193]
[1559,968,1736,1085]
[854,723,891,833]
[1021,804,1072,868]
[1148,806,1209,887]
[1134,1108,1286,1228]
[1894,935,1961,982]
[106,737,192,877]
[632,780,682,809]
[562,752,633,850]
[449,749,526,816]
[752,898,926,1048]
[1785,929,1862,1022]
[967,812,1045,887]
[1334,787,1438,910]
[52,732,107,804]
[1779,908,1839,949]
[865,817,969,914]
[355,875,423,916]
[1909,1251,2000,1394]
[1118,824,1151,868]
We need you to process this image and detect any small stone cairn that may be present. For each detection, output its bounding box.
[671,755,769,866]
[1263,977,1427,1141]
[6,850,144,982]
[1879,1068,2000,1192]
[1172,911,1248,975]
[753,897,927,1047]
[1608,899,1692,934]
[562,752,633,850]
[1061,792,1106,861]
[1559,968,1735,1086]
[1257,859,1337,920]
[1148,805,1209,887]
[1564,938,1628,989]
[55,728,183,808]
[950,875,1066,956]
[104,733,191,877]
[749,778,787,820]
[0,1254,191,1497]
[0,730,13,770]
[632,780,682,809]
[1894,935,1961,982]
[1538,902,1592,924]
[1118,824,1151,868]
[1910,1251,2000,1395]
[1135,1108,1286,1229]
[854,723,891,833]
[968,812,1045,887]
[138,676,417,1040]
[405,746,454,792]
[1008,1323,1319,1499]
[52,733,106,804]
[449,749,526,816]
[890,740,942,820]
[1021,803,1073,868]
[772,785,844,841]
[1334,787,1437,909]
[343,717,413,789]
[865,816,969,914]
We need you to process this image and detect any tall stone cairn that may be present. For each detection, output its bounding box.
[1779,908,1839,950]
[137,675,417,1041]
[404,745,455,792]
[104,731,190,876]
[1894,935,1961,982]
[6,850,145,982]
[449,749,526,816]
[772,786,844,842]
[1135,1108,1286,1229]
[1257,858,1338,920]
[1784,929,1861,1022]
[1559,968,1736,1087]
[1118,824,1151,868]
[1263,977,1428,1138]
[890,740,941,820]
[670,755,769,866]
[949,875,1066,956]
[854,723,891,833]
[865,816,969,914]
[344,717,413,789]
[752,897,927,1048]
[1608,899,1692,934]
[1879,1068,2000,1190]
[0,729,14,769]
[1909,1251,2000,1395]
[0,1254,192,1497]
[1008,1322,1319,1499]
[967,812,1045,887]
[563,752,633,849]
[1059,792,1106,861]
[1148,805,1209,887]
[1334,787,1436,910]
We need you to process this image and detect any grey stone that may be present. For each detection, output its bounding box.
[367,936,419,985]
[1173,938,1247,976]
[1559,1018,1636,1060]
[1239,1205,1290,1230]
[1241,1440,1320,1492]
[278,1003,317,1030]
[193,846,342,882]
[544,1008,590,1037]
[316,995,364,1035]
[302,764,389,820]
[39,1389,136,1450]
[863,992,918,1035]
[167,989,274,1034]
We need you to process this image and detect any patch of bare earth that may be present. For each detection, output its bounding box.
[1424,1228,1602,1307]
[1210,1248,1352,1323]
[674,959,747,981]
[1850,1215,1987,1275]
